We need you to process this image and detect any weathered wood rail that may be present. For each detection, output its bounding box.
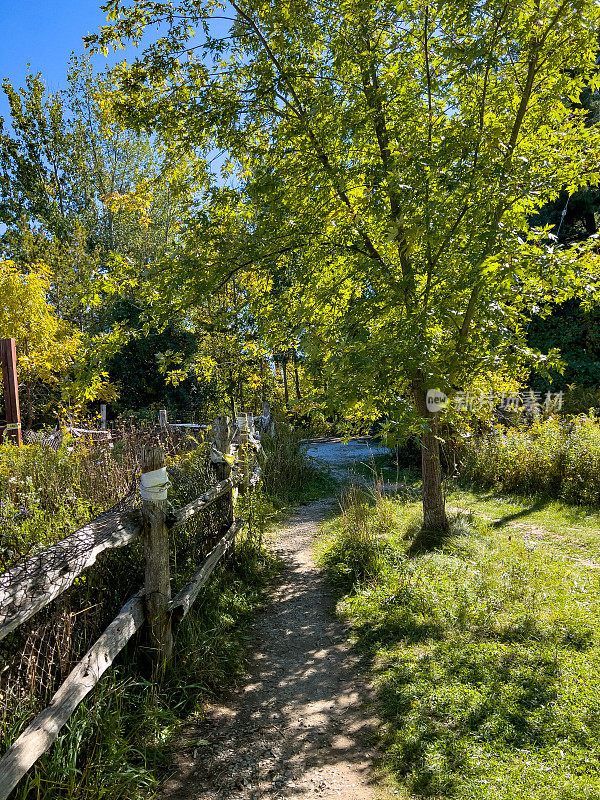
[0,413,263,800]
[0,510,140,642]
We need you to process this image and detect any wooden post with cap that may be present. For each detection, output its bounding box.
[0,339,22,446]
[140,443,173,669]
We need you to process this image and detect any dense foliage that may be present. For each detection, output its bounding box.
[1,0,600,531]
[459,413,600,505]
[85,0,600,531]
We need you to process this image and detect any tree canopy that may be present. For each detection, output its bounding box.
[86,0,600,530]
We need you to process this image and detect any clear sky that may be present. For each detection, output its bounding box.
[0,0,118,121]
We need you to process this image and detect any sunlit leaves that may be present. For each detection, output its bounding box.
[0,260,81,387]
[88,0,600,422]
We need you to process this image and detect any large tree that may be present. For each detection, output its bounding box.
[90,0,600,535]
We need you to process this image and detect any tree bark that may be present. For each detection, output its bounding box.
[228,369,237,419]
[293,351,301,400]
[413,386,449,537]
[26,382,34,430]
[282,356,290,408]
[585,210,597,236]
[239,377,244,411]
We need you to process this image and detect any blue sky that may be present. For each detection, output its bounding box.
[0,1,234,125]
[0,1,115,120]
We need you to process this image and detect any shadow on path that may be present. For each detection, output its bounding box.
[157,499,385,800]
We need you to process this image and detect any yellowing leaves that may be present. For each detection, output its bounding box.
[0,260,81,386]
[103,184,154,229]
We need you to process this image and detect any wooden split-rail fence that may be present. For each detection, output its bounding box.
[0,413,264,800]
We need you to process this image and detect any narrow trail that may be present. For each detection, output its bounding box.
[157,440,390,800]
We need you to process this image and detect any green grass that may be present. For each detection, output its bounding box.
[317,489,600,800]
[0,436,137,570]
[449,484,600,565]
[459,414,600,506]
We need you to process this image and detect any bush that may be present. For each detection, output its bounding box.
[459,413,600,505]
[0,434,137,570]
[260,417,334,504]
[318,486,412,591]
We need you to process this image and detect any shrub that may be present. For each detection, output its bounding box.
[459,413,600,505]
[0,434,137,570]
[260,417,334,504]
[318,486,403,591]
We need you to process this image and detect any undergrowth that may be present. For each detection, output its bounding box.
[460,413,600,506]
[1,429,287,799]
[9,530,280,800]
[0,435,137,569]
[318,487,600,800]
[260,419,337,507]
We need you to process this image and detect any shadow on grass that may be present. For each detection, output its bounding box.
[406,511,478,557]
[344,591,575,798]
[323,515,596,797]
[376,639,561,797]
[490,498,551,528]
[406,525,456,556]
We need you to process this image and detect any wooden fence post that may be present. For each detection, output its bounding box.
[211,415,234,528]
[158,409,168,428]
[100,404,107,430]
[237,413,251,493]
[140,443,173,669]
[0,339,22,446]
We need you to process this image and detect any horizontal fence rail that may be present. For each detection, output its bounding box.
[172,475,239,529]
[0,411,265,800]
[170,518,242,624]
[0,592,145,800]
[0,507,141,642]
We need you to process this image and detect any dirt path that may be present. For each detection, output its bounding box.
[305,438,389,485]
[157,454,390,799]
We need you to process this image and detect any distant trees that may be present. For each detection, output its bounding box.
[0,59,218,421]
[527,52,600,396]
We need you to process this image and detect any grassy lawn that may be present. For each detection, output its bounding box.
[449,485,600,566]
[317,486,600,800]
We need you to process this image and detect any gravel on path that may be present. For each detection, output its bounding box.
[156,439,393,800]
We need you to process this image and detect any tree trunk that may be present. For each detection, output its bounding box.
[585,210,597,236]
[282,357,290,408]
[413,386,449,537]
[26,382,34,430]
[228,370,237,419]
[260,359,265,402]
[293,351,301,400]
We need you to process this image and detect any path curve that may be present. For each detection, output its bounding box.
[157,440,390,800]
